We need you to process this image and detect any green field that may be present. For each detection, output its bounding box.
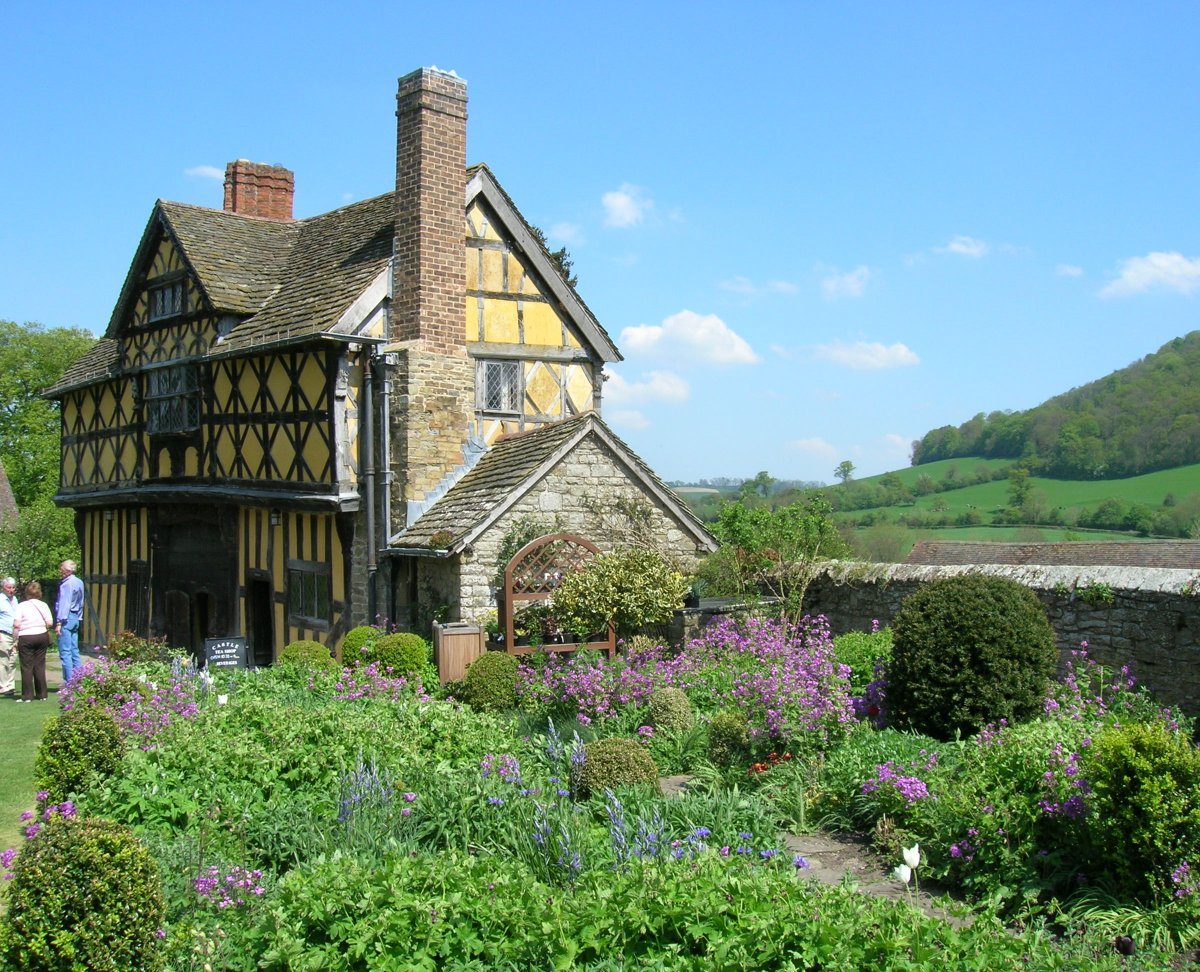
[0,654,63,853]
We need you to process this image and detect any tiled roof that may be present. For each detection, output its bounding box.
[393,413,714,551]
[211,192,395,355]
[906,540,1200,569]
[158,201,298,316]
[43,339,121,397]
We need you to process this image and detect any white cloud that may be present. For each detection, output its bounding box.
[814,340,920,370]
[936,235,989,258]
[603,368,690,405]
[550,222,584,246]
[789,437,839,459]
[620,310,759,365]
[1100,251,1200,298]
[184,165,224,180]
[1056,264,1084,277]
[602,183,652,228]
[606,409,650,430]
[821,265,872,299]
[720,276,798,297]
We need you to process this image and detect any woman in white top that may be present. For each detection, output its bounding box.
[13,580,54,702]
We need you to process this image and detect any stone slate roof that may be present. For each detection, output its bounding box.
[209,192,395,356]
[391,412,715,553]
[157,201,299,317]
[44,339,121,396]
[906,540,1200,570]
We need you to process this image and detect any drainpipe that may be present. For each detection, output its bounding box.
[363,350,377,621]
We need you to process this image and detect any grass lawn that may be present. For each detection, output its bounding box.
[0,652,64,852]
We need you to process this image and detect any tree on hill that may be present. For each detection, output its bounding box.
[834,460,855,484]
[910,331,1200,479]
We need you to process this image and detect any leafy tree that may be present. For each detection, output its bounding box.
[699,495,851,620]
[528,225,578,289]
[0,320,96,507]
[833,460,855,484]
[1007,467,1032,509]
[0,498,81,587]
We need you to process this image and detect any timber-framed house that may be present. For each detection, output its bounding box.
[48,67,715,662]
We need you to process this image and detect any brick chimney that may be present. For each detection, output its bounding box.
[389,67,478,524]
[392,67,468,349]
[223,160,295,220]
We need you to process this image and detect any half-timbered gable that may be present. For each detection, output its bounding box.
[50,67,713,664]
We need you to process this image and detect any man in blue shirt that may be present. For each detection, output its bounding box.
[0,577,16,696]
[55,560,84,685]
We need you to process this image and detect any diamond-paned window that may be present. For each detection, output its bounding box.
[479,359,521,414]
[144,364,200,435]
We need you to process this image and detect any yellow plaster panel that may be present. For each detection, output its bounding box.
[523,301,564,347]
[509,254,533,295]
[183,447,199,477]
[526,364,562,417]
[481,298,519,344]
[465,297,480,342]
[465,246,479,291]
[479,217,501,243]
[214,429,236,478]
[481,249,505,292]
[298,356,325,409]
[266,360,291,411]
[564,329,582,350]
[301,434,325,484]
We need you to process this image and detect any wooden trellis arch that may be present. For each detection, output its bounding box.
[500,532,616,656]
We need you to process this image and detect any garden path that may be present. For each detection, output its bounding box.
[660,774,971,928]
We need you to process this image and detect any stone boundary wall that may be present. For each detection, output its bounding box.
[800,562,1200,718]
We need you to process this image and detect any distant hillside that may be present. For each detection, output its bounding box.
[912,331,1200,479]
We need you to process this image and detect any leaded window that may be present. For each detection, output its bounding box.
[479,359,521,414]
[148,280,185,321]
[145,364,200,435]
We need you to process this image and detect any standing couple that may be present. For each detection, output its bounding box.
[0,561,85,702]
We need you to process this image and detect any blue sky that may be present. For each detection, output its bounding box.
[4,2,1199,485]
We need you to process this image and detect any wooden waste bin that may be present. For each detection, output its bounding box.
[433,622,484,684]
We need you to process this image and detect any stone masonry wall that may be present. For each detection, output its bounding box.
[457,436,708,622]
[798,562,1200,717]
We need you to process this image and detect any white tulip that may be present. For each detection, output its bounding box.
[893,864,912,885]
[903,843,921,870]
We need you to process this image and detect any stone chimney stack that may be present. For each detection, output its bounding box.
[389,68,478,525]
[223,160,295,220]
[392,67,468,348]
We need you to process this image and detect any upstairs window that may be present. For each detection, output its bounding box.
[147,279,185,321]
[478,359,521,415]
[145,364,200,435]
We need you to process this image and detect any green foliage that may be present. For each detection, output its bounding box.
[888,574,1057,740]
[104,630,170,663]
[492,515,561,589]
[2,816,165,972]
[0,496,81,587]
[0,319,98,507]
[551,548,689,637]
[578,736,660,795]
[463,650,519,711]
[254,845,1117,971]
[707,709,750,767]
[278,639,339,673]
[1083,721,1200,902]
[701,495,851,618]
[340,624,380,662]
[647,686,694,737]
[34,704,125,802]
[833,627,892,697]
[365,631,431,677]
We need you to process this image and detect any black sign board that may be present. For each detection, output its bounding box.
[204,636,249,671]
